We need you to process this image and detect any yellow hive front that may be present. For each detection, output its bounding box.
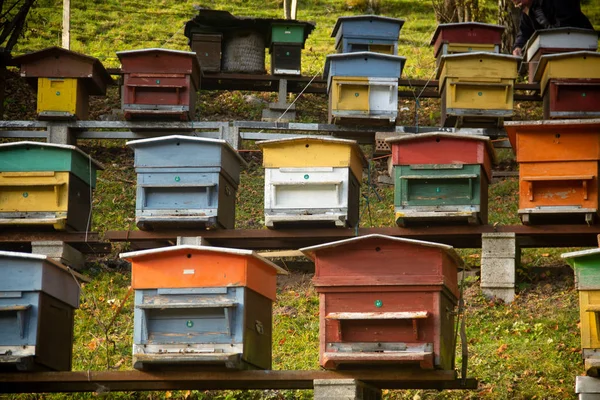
[438,54,518,83]
[539,55,600,96]
[444,43,497,54]
[37,78,87,119]
[369,44,394,55]
[580,290,600,350]
[330,76,370,112]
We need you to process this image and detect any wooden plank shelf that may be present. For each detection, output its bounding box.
[0,370,477,392]
[0,231,109,254]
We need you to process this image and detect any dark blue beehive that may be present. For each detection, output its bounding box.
[332,15,404,55]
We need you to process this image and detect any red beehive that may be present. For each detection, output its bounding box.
[300,234,462,371]
[430,22,504,59]
[117,48,201,121]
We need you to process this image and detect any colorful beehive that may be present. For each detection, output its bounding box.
[332,15,405,55]
[300,234,462,370]
[534,52,600,119]
[386,133,496,226]
[437,52,519,127]
[430,22,504,59]
[0,251,84,371]
[505,119,600,225]
[127,135,246,230]
[0,142,103,231]
[258,137,367,228]
[268,21,315,75]
[117,48,202,121]
[524,28,598,83]
[12,46,112,120]
[190,33,223,73]
[324,52,406,125]
[562,248,600,376]
[120,245,286,370]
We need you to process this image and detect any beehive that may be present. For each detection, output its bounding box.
[117,48,201,121]
[300,234,462,371]
[332,15,404,55]
[324,52,406,125]
[127,135,246,230]
[386,133,496,226]
[437,52,519,127]
[533,52,600,119]
[0,251,84,371]
[430,22,504,59]
[0,142,103,231]
[190,33,222,73]
[562,248,600,376]
[120,245,286,370]
[12,46,112,120]
[269,22,315,75]
[505,119,600,224]
[258,137,367,228]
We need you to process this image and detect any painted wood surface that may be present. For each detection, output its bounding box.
[525,28,598,63]
[440,77,514,113]
[430,23,504,58]
[437,53,518,85]
[37,78,89,120]
[544,79,600,119]
[271,24,305,44]
[538,53,600,97]
[324,53,405,91]
[332,16,404,51]
[190,34,222,72]
[337,39,396,55]
[271,44,302,75]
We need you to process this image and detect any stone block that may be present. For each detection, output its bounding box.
[31,240,85,270]
[314,379,381,400]
[481,232,519,258]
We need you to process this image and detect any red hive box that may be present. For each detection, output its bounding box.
[430,22,504,59]
[301,234,462,371]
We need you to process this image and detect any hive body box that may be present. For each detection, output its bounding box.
[301,234,462,371]
[0,251,82,371]
[121,246,285,370]
[117,48,202,121]
[258,137,366,228]
[437,52,519,127]
[533,52,600,119]
[190,33,223,73]
[324,52,406,125]
[505,119,600,224]
[0,142,102,231]
[332,15,404,55]
[127,135,245,230]
[562,248,600,376]
[269,22,315,75]
[430,23,504,59]
[524,28,598,83]
[12,46,112,120]
[386,133,495,226]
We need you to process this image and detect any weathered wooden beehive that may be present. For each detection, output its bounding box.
[190,33,223,73]
[386,133,496,226]
[117,48,201,121]
[534,51,600,119]
[268,22,315,75]
[0,141,103,231]
[524,28,598,83]
[430,22,504,59]
[300,234,462,371]
[332,15,404,55]
[437,52,519,127]
[258,137,367,228]
[127,135,245,230]
[0,251,84,371]
[505,119,600,225]
[324,52,406,125]
[562,248,600,376]
[120,245,286,370]
[12,46,112,120]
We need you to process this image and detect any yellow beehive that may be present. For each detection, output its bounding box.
[37,78,89,119]
[330,76,370,113]
[444,42,497,54]
[534,51,600,96]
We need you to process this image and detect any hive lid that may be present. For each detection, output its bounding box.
[0,141,105,170]
[532,50,600,85]
[429,22,505,46]
[116,48,198,58]
[300,233,464,268]
[323,51,406,80]
[524,27,599,62]
[0,250,90,282]
[267,20,316,45]
[126,135,248,168]
[331,15,405,38]
[120,245,288,275]
[435,52,521,79]
[562,248,600,263]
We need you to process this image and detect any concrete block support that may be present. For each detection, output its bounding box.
[31,240,85,270]
[313,379,382,400]
[176,236,212,246]
[480,232,520,303]
[47,124,76,145]
[262,79,296,122]
[576,376,600,399]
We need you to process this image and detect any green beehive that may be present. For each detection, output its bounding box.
[271,23,306,44]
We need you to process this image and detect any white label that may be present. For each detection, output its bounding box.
[183,269,195,275]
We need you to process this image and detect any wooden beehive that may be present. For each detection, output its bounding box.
[437,52,519,127]
[505,119,600,225]
[533,52,600,119]
[117,48,201,121]
[562,248,600,376]
[269,22,314,75]
[12,46,112,120]
[258,137,367,228]
[332,15,404,55]
[300,234,462,371]
[127,135,246,230]
[324,52,406,125]
[386,133,496,226]
[0,251,84,371]
[190,33,222,73]
[120,245,286,370]
[0,142,103,231]
[430,22,504,59]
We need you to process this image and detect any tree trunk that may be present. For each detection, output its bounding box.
[498,0,521,53]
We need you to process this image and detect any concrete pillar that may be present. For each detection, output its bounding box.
[480,232,520,303]
[31,241,85,270]
[313,379,382,400]
[47,123,76,145]
[221,125,240,150]
[262,78,296,122]
[176,236,212,246]
[576,376,600,399]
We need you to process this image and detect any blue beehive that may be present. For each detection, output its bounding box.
[332,15,405,55]
[127,135,246,230]
[0,251,83,371]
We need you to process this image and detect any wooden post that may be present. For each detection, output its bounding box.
[62,0,70,49]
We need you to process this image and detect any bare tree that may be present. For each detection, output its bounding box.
[433,0,481,23]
